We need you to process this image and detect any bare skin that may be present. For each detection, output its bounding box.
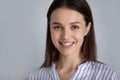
[56,54,82,80]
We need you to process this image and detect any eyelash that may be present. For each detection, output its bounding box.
[53,26,62,30]
[52,25,80,30]
[71,25,80,30]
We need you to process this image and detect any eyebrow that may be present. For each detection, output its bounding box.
[70,21,81,25]
[52,22,62,25]
[52,21,81,25]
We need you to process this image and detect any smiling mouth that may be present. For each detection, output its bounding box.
[60,42,75,48]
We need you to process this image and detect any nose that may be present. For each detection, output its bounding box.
[61,28,71,40]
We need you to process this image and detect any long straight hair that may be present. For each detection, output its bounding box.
[41,0,97,67]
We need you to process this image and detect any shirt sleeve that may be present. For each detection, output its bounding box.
[110,72,119,80]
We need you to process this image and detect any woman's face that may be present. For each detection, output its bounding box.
[50,8,91,56]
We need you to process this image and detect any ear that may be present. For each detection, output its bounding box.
[84,22,91,36]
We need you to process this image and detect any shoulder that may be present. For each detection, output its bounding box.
[79,61,118,80]
[92,61,118,79]
[27,67,51,80]
[88,61,114,72]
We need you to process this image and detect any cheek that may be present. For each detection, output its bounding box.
[50,30,60,43]
[75,32,85,43]
[76,34,84,41]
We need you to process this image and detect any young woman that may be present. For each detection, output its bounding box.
[28,0,118,80]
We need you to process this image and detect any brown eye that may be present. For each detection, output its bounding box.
[71,25,80,30]
[53,25,62,30]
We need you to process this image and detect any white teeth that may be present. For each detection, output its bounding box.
[62,42,73,46]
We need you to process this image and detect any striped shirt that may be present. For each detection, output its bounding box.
[27,61,118,80]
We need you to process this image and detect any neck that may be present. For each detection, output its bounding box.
[56,54,83,70]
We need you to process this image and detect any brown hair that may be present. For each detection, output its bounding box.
[41,0,97,67]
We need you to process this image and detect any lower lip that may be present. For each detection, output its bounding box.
[60,42,74,48]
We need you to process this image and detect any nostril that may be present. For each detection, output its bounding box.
[61,34,69,40]
[62,32,70,38]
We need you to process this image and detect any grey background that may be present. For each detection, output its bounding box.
[0,0,120,80]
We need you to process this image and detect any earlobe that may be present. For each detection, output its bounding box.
[84,22,91,36]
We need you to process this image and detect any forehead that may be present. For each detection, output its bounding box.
[50,8,85,24]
